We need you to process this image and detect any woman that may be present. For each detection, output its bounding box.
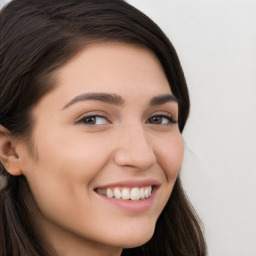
[0,0,206,255]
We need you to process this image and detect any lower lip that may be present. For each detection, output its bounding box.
[95,188,157,213]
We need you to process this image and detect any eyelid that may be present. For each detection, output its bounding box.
[147,114,177,125]
[148,108,178,121]
[75,112,111,125]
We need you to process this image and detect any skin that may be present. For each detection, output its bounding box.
[0,44,184,256]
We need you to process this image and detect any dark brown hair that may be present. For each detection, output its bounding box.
[0,0,206,255]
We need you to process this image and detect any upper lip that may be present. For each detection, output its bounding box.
[95,179,161,189]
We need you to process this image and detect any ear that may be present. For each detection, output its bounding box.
[0,125,22,176]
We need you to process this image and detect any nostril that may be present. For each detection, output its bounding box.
[114,149,156,169]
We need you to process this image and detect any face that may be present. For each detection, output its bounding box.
[21,44,184,255]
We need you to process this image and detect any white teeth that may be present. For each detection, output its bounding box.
[97,186,153,200]
[148,186,152,197]
[144,187,149,198]
[140,187,145,200]
[113,188,122,199]
[106,188,113,198]
[131,187,140,201]
[122,188,130,200]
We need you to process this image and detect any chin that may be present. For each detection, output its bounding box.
[122,234,154,249]
[109,223,155,249]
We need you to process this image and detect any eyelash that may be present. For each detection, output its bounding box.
[76,115,110,125]
[146,114,177,125]
[76,114,177,125]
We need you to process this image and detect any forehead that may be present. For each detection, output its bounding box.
[54,43,172,95]
[32,43,173,116]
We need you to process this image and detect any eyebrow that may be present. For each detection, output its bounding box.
[62,92,178,109]
[63,92,124,109]
[149,94,178,105]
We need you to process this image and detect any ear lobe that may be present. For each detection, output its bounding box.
[0,125,22,176]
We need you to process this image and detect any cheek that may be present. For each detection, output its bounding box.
[36,135,112,185]
[23,134,116,233]
[156,133,184,180]
[25,132,113,206]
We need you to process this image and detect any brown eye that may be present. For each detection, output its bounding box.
[79,115,109,125]
[149,116,163,124]
[147,115,176,125]
[83,116,96,124]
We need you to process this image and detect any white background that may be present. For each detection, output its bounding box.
[1,0,256,255]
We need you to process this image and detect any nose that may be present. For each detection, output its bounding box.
[113,124,156,170]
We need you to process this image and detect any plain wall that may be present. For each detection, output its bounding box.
[1,0,255,255]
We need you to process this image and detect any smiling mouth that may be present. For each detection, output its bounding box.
[95,186,153,201]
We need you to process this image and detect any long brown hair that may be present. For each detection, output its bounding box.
[0,0,206,255]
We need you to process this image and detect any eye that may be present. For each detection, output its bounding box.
[147,115,177,125]
[77,115,109,125]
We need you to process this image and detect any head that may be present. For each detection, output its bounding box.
[0,1,205,256]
